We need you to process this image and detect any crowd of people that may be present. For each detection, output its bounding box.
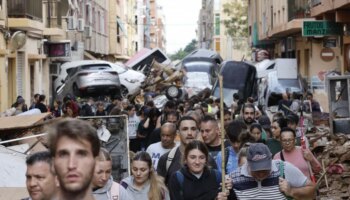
[20,89,322,200]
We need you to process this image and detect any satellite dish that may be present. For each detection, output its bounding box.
[10,31,26,50]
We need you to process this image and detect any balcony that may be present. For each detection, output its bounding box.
[288,0,311,21]
[8,0,43,21]
[7,0,44,32]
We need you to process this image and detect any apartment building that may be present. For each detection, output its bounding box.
[0,0,138,111]
[248,0,350,84]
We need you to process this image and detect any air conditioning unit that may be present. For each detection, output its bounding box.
[67,16,75,30]
[78,18,85,32]
[84,26,93,38]
[287,37,295,51]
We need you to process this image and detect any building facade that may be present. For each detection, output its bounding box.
[248,0,350,84]
[0,0,144,112]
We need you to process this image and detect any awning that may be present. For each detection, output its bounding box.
[84,51,97,60]
[116,18,127,37]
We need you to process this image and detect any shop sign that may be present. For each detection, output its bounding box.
[303,21,343,37]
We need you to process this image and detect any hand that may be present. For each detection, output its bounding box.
[302,148,313,162]
[279,177,291,196]
[221,176,232,190]
[216,191,228,200]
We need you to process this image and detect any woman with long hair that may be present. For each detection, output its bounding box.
[169,140,234,200]
[120,151,170,200]
[92,148,130,200]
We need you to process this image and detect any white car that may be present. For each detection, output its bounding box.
[112,63,145,97]
[54,60,145,98]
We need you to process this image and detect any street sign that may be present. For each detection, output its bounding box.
[302,21,343,37]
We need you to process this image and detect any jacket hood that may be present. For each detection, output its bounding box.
[121,176,150,194]
[93,176,113,194]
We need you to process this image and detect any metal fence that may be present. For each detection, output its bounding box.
[8,0,43,21]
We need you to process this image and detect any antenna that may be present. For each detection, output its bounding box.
[10,31,27,51]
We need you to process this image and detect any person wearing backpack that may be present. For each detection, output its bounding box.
[229,143,316,200]
[168,140,233,200]
[92,148,130,200]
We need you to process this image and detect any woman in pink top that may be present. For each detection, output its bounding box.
[273,127,321,179]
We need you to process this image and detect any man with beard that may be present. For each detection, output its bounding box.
[241,103,257,129]
[23,151,57,200]
[48,118,100,200]
[157,116,217,185]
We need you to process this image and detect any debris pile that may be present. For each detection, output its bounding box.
[314,133,350,200]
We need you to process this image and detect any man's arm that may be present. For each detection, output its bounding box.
[279,178,316,199]
[156,152,169,178]
[282,161,316,199]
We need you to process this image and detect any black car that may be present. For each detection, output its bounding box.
[212,61,258,106]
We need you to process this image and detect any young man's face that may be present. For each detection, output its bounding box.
[26,162,57,200]
[179,120,198,145]
[53,136,96,195]
[200,121,219,146]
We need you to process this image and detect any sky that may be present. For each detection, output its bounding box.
[158,0,201,54]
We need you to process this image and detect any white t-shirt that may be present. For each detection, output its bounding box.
[128,114,140,139]
[146,142,178,170]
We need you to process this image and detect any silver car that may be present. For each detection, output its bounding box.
[63,64,121,96]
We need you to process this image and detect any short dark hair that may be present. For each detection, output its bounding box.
[280,127,296,138]
[34,93,40,99]
[286,114,299,125]
[26,151,52,166]
[39,94,46,102]
[125,105,135,111]
[273,117,288,129]
[242,103,255,113]
[178,116,197,129]
[201,115,217,124]
[184,140,209,164]
[250,123,262,132]
[48,118,100,157]
[226,120,247,143]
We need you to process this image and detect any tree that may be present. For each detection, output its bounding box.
[223,1,248,38]
[169,39,198,60]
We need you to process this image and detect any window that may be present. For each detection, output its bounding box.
[215,14,220,35]
[117,17,120,43]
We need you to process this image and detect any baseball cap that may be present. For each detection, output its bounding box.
[286,114,299,124]
[247,143,272,171]
[258,115,271,130]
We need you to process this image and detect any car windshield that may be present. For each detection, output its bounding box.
[112,64,128,74]
[184,72,211,88]
[184,62,212,73]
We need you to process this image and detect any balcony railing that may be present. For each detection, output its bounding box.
[288,0,311,21]
[311,0,322,7]
[8,0,43,21]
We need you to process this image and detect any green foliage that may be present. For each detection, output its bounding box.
[169,39,197,60]
[223,1,248,38]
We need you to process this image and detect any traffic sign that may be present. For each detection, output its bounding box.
[302,21,343,37]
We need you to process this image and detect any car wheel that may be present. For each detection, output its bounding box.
[165,85,181,100]
[121,85,129,98]
[73,84,81,97]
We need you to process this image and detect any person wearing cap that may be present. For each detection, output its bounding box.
[258,115,271,139]
[229,143,316,199]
